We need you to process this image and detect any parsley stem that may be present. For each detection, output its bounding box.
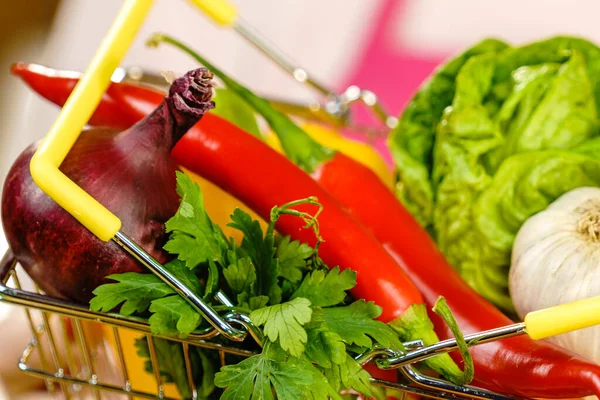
[270,197,324,250]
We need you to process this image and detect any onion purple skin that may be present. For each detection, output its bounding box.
[1,68,214,304]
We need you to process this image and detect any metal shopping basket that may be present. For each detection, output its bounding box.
[0,248,541,400]
[1,1,600,399]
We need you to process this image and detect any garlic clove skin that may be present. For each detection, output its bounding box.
[548,187,600,212]
[510,187,600,364]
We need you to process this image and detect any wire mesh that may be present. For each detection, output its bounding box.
[0,249,516,400]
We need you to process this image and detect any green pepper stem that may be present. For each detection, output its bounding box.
[147,33,335,173]
[431,296,474,385]
[389,301,474,386]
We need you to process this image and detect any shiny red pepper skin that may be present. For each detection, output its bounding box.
[10,63,161,130]
[318,154,600,397]
[173,113,424,322]
[14,64,600,398]
[11,63,423,323]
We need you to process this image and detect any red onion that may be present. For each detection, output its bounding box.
[1,68,214,303]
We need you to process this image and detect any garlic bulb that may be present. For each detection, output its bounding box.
[510,187,600,363]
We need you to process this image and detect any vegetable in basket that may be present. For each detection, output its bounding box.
[1,68,214,303]
[389,36,600,312]
[90,172,472,400]
[148,34,472,383]
[15,61,600,399]
[510,186,600,364]
[148,34,600,399]
[11,61,472,384]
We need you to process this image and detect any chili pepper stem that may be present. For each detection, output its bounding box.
[147,35,475,384]
[147,33,335,173]
[388,301,474,386]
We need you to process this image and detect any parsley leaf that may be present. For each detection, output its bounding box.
[276,236,313,282]
[291,267,355,307]
[250,297,312,357]
[323,300,403,350]
[305,329,346,368]
[244,295,270,311]
[203,260,220,302]
[223,256,256,299]
[163,259,204,294]
[303,308,345,368]
[270,356,341,400]
[90,273,173,315]
[164,171,228,268]
[214,342,341,400]
[90,258,204,325]
[148,296,201,338]
[339,354,373,396]
[214,351,272,400]
[228,208,281,304]
[323,354,373,397]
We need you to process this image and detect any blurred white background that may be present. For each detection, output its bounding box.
[3,0,600,397]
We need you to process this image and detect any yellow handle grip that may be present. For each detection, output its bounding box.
[30,0,153,242]
[525,296,600,340]
[188,0,238,26]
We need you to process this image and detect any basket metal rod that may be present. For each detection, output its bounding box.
[381,323,527,369]
[113,231,247,342]
[73,319,101,400]
[0,252,16,284]
[400,365,512,400]
[111,326,134,399]
[19,356,178,400]
[182,342,198,400]
[12,269,56,395]
[146,335,165,398]
[38,290,71,399]
[58,317,81,395]
[231,17,397,129]
[234,17,334,99]
[0,282,221,342]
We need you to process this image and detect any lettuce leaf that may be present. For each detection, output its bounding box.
[486,52,598,171]
[392,35,600,311]
[492,36,600,113]
[388,38,509,227]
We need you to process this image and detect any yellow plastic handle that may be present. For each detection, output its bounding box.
[525,296,600,340]
[188,0,238,26]
[30,0,154,242]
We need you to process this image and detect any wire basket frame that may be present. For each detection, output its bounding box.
[0,248,517,400]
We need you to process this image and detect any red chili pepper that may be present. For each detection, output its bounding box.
[15,63,600,398]
[145,37,600,400]
[13,62,473,386]
[10,63,162,130]
[13,64,423,321]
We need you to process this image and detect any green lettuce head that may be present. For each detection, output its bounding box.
[389,36,600,311]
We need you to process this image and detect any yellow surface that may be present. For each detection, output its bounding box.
[29,0,153,241]
[102,326,180,399]
[189,0,237,26]
[264,122,394,189]
[525,296,600,340]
